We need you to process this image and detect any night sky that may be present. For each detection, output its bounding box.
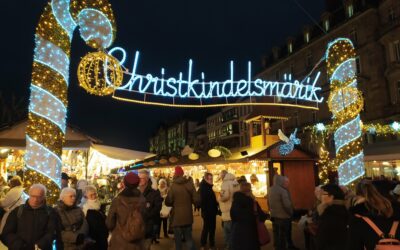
[0,0,324,151]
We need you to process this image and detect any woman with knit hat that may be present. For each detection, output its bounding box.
[106,172,146,250]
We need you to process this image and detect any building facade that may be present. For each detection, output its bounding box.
[206,105,254,149]
[149,120,197,155]
[257,0,400,178]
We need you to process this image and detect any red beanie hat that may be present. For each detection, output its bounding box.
[124,172,140,186]
[174,166,184,176]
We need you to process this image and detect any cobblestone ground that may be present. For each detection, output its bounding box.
[152,214,305,250]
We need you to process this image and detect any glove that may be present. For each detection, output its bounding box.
[76,233,85,245]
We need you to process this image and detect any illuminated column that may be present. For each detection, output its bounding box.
[326,38,365,185]
[25,0,116,202]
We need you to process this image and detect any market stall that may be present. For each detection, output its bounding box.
[0,120,154,181]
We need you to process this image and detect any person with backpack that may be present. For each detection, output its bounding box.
[348,180,400,250]
[165,166,200,250]
[106,172,146,250]
[1,184,57,250]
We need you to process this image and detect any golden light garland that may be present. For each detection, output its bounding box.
[78,51,123,96]
[26,0,117,204]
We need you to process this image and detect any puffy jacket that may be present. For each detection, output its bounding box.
[0,186,25,233]
[267,175,293,219]
[1,201,57,250]
[54,201,89,250]
[165,176,200,227]
[219,173,240,221]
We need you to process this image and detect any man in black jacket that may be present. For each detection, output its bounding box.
[199,172,219,250]
[138,169,163,250]
[1,183,57,250]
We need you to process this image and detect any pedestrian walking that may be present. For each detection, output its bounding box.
[158,178,170,239]
[218,170,239,250]
[230,182,269,250]
[0,175,25,234]
[138,169,163,248]
[80,185,108,250]
[194,178,201,216]
[315,184,348,250]
[199,172,219,250]
[106,171,146,250]
[55,187,92,250]
[1,184,57,250]
[348,180,400,250]
[165,166,200,250]
[267,175,299,250]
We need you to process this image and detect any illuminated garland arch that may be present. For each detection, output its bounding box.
[25,0,116,203]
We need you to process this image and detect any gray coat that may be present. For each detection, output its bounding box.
[267,175,293,219]
[55,201,89,250]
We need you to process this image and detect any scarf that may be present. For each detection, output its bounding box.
[82,199,101,216]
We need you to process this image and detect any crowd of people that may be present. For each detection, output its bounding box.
[0,169,398,250]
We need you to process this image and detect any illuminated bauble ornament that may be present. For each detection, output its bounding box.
[78,51,123,96]
[208,149,221,158]
[328,86,364,119]
[188,153,199,160]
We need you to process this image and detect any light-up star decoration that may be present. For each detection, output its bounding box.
[278,128,301,156]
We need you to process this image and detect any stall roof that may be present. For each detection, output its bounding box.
[91,144,155,161]
[0,120,99,149]
[120,141,317,172]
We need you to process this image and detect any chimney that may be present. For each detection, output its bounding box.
[272,47,280,60]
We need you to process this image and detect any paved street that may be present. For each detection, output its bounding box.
[152,214,305,250]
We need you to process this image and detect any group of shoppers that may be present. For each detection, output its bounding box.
[301,179,400,250]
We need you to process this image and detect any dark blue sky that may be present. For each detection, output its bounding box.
[0,0,324,151]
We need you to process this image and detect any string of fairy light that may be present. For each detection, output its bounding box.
[26,0,116,204]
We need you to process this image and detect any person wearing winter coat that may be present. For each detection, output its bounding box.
[80,185,108,250]
[158,178,170,238]
[199,172,219,250]
[0,176,25,233]
[55,187,90,250]
[267,175,297,250]
[106,172,146,250]
[218,170,239,250]
[348,180,400,250]
[138,169,163,248]
[1,184,57,250]
[231,182,268,250]
[315,184,348,250]
[165,166,200,250]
